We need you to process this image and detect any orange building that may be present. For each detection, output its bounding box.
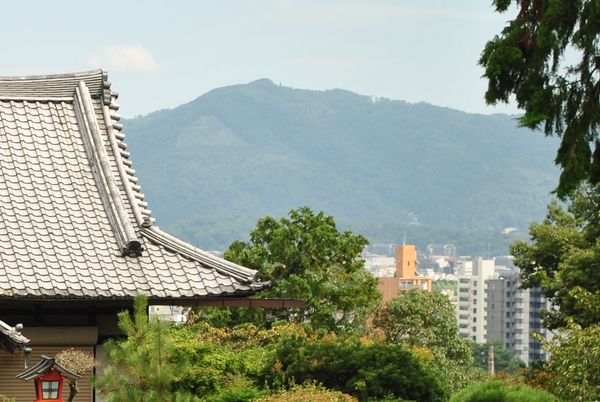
[378,245,432,301]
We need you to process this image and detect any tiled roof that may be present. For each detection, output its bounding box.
[0,70,267,300]
[17,355,80,381]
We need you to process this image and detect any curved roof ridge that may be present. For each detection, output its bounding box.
[141,226,260,284]
[74,81,142,256]
[0,69,104,81]
[99,82,153,226]
[0,70,106,100]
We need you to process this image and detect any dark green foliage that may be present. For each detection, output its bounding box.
[223,207,381,332]
[471,342,526,375]
[511,184,600,328]
[123,80,557,253]
[263,335,448,402]
[481,0,600,196]
[450,381,558,402]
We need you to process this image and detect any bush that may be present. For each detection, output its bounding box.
[262,334,448,402]
[205,377,265,402]
[450,381,558,402]
[257,384,357,402]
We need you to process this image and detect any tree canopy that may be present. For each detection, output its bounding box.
[511,184,600,329]
[532,323,600,401]
[471,342,526,375]
[263,333,449,402]
[372,290,471,365]
[371,290,484,393]
[224,206,381,332]
[481,0,600,196]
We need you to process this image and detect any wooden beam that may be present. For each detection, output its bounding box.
[148,298,306,309]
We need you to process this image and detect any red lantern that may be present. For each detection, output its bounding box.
[17,355,80,402]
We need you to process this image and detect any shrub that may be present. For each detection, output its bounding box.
[257,384,357,402]
[205,377,265,402]
[450,380,558,402]
[262,334,448,402]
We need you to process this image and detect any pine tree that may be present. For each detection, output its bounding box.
[97,295,195,402]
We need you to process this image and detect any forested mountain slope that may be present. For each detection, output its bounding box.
[124,79,558,254]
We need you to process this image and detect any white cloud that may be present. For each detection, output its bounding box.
[87,45,160,72]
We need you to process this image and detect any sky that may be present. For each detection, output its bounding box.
[1,0,518,118]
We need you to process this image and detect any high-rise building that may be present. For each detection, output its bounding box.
[378,245,432,301]
[457,258,496,343]
[456,260,553,366]
[486,270,552,365]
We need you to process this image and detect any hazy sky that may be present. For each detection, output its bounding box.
[2,1,518,117]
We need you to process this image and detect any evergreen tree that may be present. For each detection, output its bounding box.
[97,295,195,402]
[481,0,600,196]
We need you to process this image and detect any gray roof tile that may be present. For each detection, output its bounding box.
[0,70,267,300]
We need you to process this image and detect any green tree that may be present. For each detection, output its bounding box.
[530,324,600,401]
[471,342,526,375]
[224,207,381,332]
[263,334,449,402]
[97,295,196,402]
[481,0,600,196]
[372,290,472,365]
[511,184,600,329]
[371,290,483,393]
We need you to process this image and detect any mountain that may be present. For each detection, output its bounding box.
[123,79,559,255]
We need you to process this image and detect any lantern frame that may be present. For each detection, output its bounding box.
[17,355,80,402]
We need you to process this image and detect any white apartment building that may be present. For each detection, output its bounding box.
[486,271,553,365]
[456,259,553,365]
[457,258,496,343]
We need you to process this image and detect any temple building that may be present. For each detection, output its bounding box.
[0,70,268,401]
